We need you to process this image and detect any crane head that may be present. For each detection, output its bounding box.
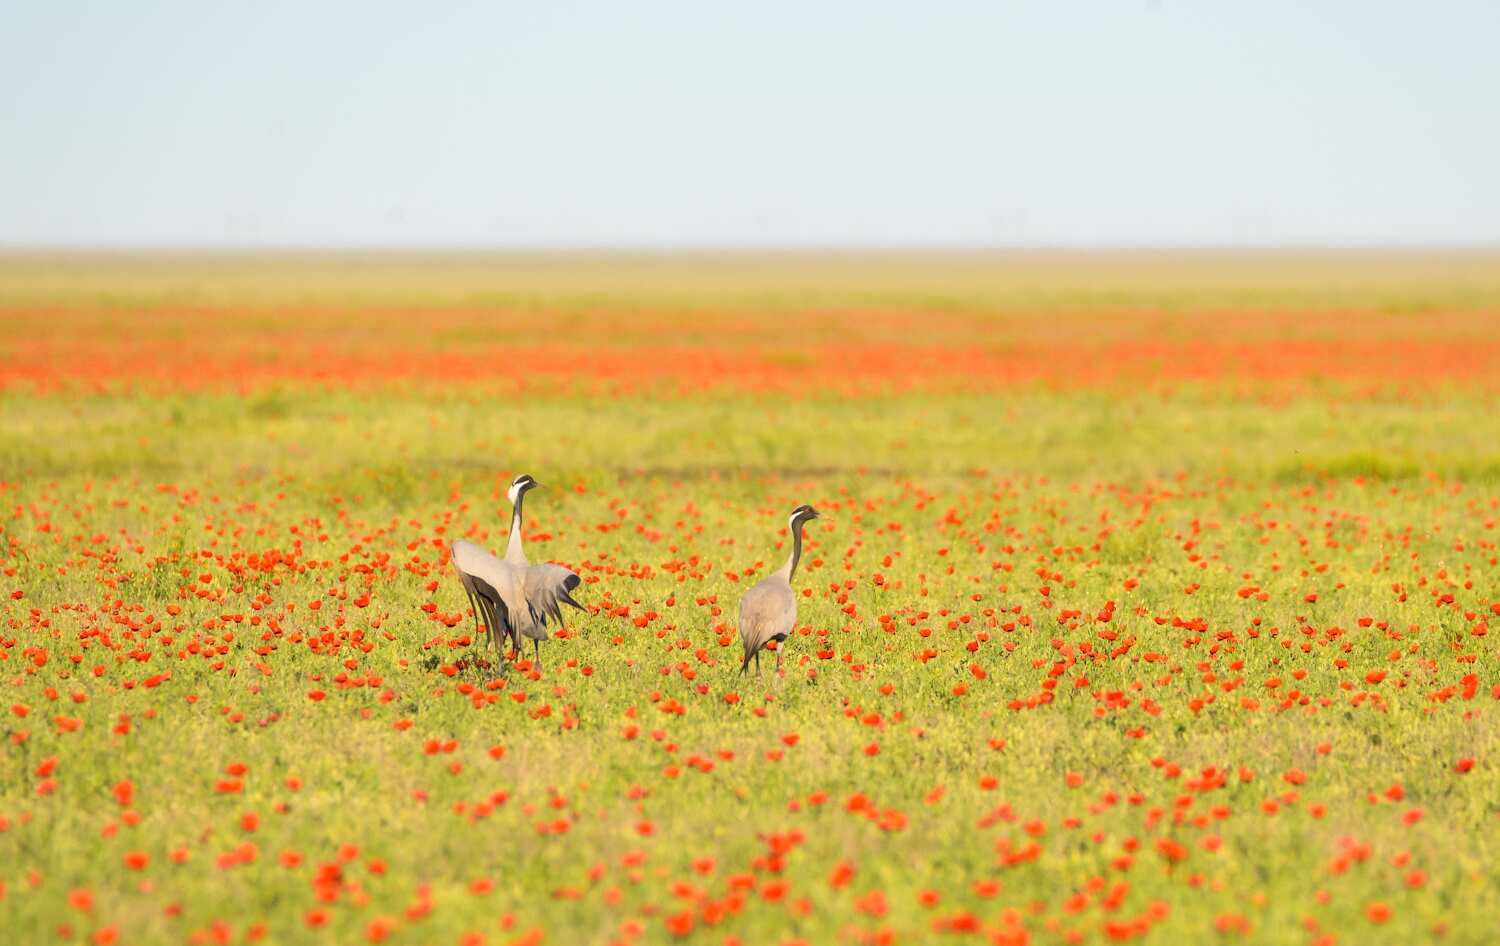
[788,504,821,532]
[507,474,540,504]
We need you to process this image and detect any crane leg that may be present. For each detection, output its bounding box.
[755,649,762,678]
[463,587,483,676]
[491,626,507,674]
[464,586,481,637]
[533,638,541,669]
[775,647,784,688]
[481,597,506,675]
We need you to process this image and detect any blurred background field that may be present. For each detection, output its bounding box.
[5,250,1500,313]
[4,251,1499,487]
[2,252,1498,398]
[2,251,1498,492]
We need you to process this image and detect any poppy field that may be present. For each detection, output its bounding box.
[2,254,1499,946]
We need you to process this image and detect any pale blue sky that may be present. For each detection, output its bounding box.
[2,1,1497,248]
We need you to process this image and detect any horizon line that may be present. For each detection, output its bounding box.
[3,242,1500,257]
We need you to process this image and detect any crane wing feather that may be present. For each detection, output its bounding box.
[453,540,523,648]
[521,563,584,632]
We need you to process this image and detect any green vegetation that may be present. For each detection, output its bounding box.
[2,381,1498,945]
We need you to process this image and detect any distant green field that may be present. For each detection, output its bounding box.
[4,250,1500,313]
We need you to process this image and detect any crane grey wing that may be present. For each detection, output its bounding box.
[452,540,504,584]
[467,572,514,645]
[452,540,520,650]
[522,563,584,630]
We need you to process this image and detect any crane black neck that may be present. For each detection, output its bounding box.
[788,517,806,580]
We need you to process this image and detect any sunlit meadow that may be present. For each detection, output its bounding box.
[2,253,1499,946]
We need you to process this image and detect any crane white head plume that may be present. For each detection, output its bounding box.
[788,504,821,533]
[507,474,539,505]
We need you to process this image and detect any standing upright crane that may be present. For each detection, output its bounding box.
[738,503,822,679]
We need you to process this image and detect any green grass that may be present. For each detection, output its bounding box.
[2,383,1498,945]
